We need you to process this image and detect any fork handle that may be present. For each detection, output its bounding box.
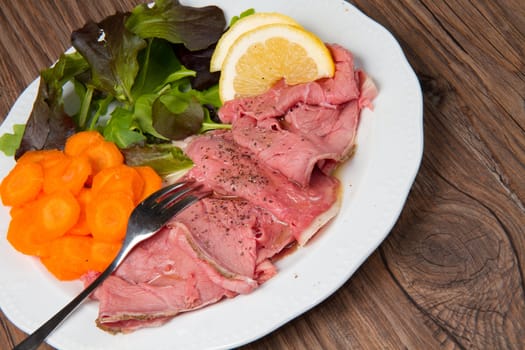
[13,267,114,350]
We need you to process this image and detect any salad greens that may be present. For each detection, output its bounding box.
[14,51,90,159]
[229,8,256,27]
[7,0,229,176]
[0,124,25,157]
[126,0,226,51]
[71,12,147,106]
[122,143,194,178]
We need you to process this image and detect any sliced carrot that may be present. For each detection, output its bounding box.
[34,190,81,242]
[69,187,92,236]
[40,235,94,280]
[40,256,78,281]
[87,191,135,242]
[64,130,105,157]
[135,166,162,202]
[10,205,25,218]
[43,159,71,193]
[0,161,44,207]
[43,154,92,195]
[17,149,64,166]
[64,131,123,182]
[89,240,121,272]
[84,140,124,175]
[91,165,144,203]
[3,132,154,282]
[7,205,51,257]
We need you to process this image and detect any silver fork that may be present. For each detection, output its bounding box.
[13,180,211,350]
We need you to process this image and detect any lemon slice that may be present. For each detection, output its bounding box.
[219,23,335,102]
[210,12,300,72]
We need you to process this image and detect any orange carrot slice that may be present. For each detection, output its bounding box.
[40,235,94,280]
[7,205,51,257]
[69,187,92,236]
[84,141,124,175]
[91,165,144,203]
[34,190,81,242]
[0,162,44,207]
[87,191,134,242]
[135,166,162,202]
[89,240,121,272]
[64,130,105,157]
[43,155,92,195]
[17,149,64,166]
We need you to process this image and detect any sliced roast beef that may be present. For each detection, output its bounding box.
[218,44,360,124]
[172,221,258,295]
[173,197,290,294]
[252,206,294,263]
[356,70,378,110]
[87,196,291,332]
[217,44,375,188]
[175,196,292,271]
[231,100,360,186]
[86,226,236,333]
[175,198,258,281]
[184,131,340,244]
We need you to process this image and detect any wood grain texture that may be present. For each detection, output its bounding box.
[0,1,524,349]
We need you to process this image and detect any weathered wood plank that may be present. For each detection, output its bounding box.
[349,0,525,348]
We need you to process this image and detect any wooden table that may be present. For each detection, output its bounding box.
[1,1,523,349]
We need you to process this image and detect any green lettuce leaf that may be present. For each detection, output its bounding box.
[150,78,228,140]
[71,12,147,103]
[173,44,220,90]
[103,107,146,148]
[122,143,193,177]
[200,106,231,133]
[132,38,182,98]
[126,0,226,51]
[133,93,169,140]
[152,92,204,140]
[192,84,222,108]
[229,8,255,27]
[0,124,26,156]
[15,52,89,158]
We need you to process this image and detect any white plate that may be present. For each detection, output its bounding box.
[0,0,423,349]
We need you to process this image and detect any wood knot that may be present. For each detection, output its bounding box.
[382,194,525,348]
[418,73,452,108]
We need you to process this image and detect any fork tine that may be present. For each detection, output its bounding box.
[157,186,212,222]
[160,183,203,209]
[141,180,194,208]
